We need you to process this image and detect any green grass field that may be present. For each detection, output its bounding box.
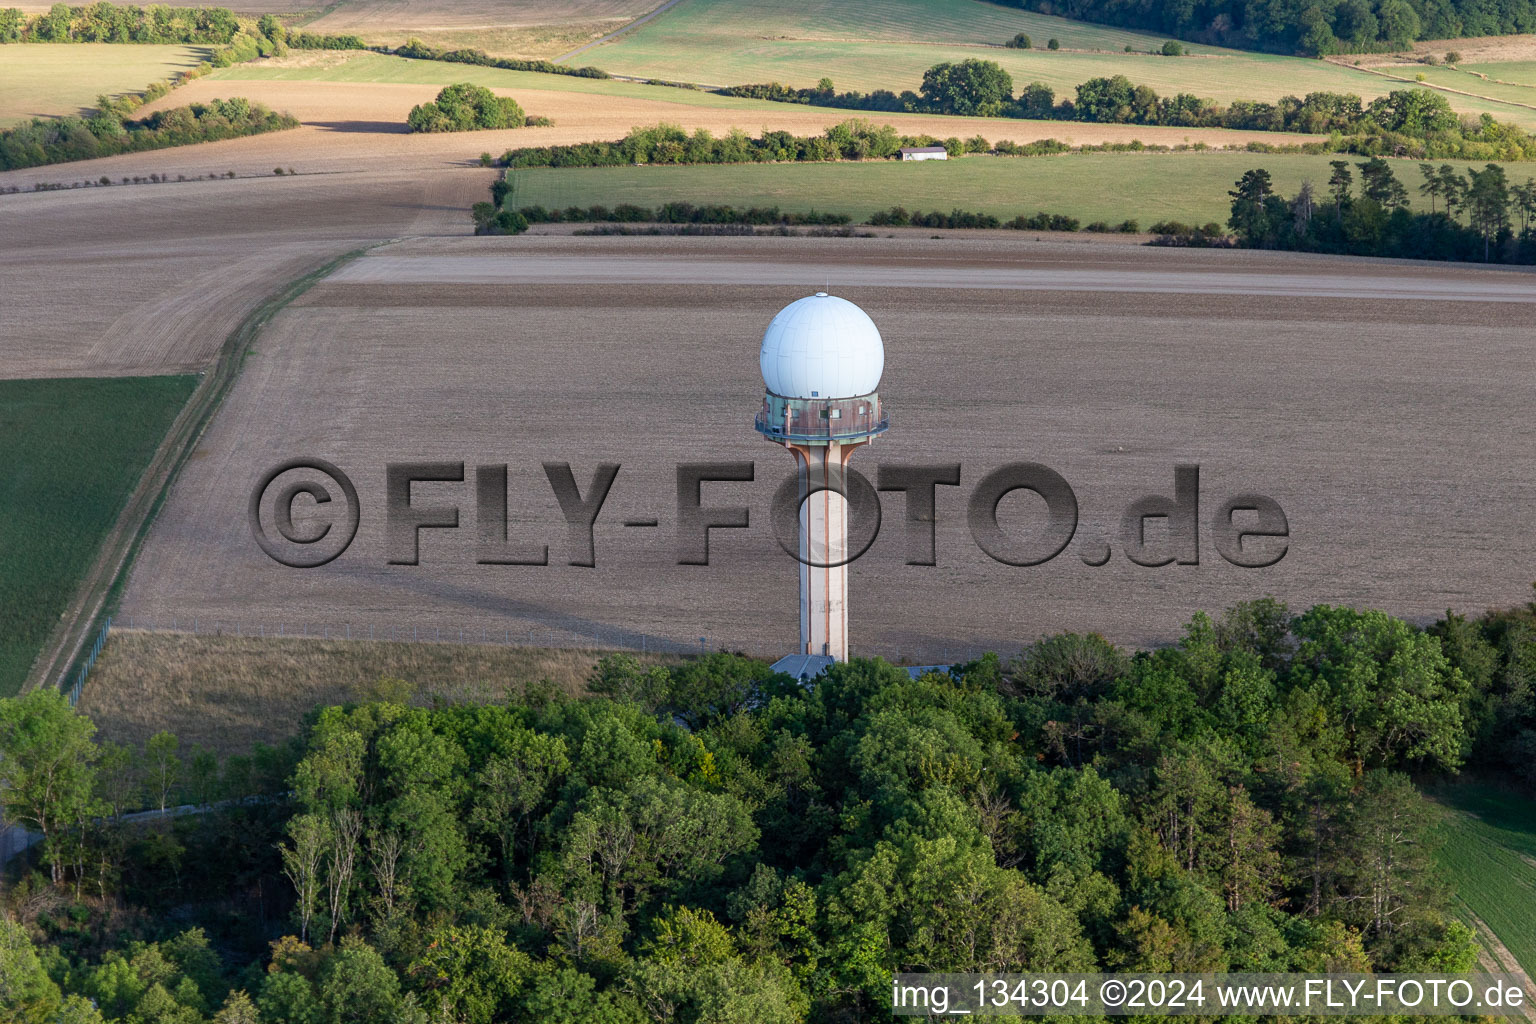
[0,43,214,127]
[1377,62,1536,109]
[585,0,1222,56]
[566,0,1536,129]
[506,152,1526,228]
[1431,782,1536,976]
[0,376,196,696]
[1464,60,1536,86]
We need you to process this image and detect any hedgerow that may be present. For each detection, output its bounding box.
[0,97,297,171]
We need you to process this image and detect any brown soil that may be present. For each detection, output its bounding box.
[114,233,1536,670]
[0,166,491,379]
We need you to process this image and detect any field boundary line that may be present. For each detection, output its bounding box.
[1324,55,1536,115]
[554,0,687,63]
[22,244,380,697]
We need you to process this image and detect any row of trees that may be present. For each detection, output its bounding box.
[0,2,238,44]
[472,201,853,235]
[1227,157,1536,260]
[2,591,1532,1022]
[725,61,1536,160]
[986,0,1536,54]
[392,37,608,80]
[502,120,927,169]
[0,96,297,171]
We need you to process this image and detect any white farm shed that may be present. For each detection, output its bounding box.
[898,146,947,161]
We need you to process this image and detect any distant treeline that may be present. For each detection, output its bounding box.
[393,37,608,78]
[474,200,854,234]
[724,61,1536,161]
[0,96,296,171]
[986,0,1536,54]
[0,2,237,43]
[1224,157,1536,262]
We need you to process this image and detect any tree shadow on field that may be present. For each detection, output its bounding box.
[312,120,408,135]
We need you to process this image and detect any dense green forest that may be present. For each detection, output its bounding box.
[1,593,1532,1022]
[989,0,1536,54]
[1222,157,1536,260]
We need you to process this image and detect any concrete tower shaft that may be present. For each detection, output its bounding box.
[755,293,888,662]
[790,439,860,660]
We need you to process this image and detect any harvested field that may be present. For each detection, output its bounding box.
[0,166,489,378]
[371,24,627,60]
[11,0,662,26]
[117,234,1536,669]
[180,67,1325,153]
[0,67,1323,189]
[0,43,213,126]
[303,0,659,33]
[1403,33,1536,63]
[0,62,1325,386]
[78,629,681,751]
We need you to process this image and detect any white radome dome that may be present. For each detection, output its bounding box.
[759,293,884,399]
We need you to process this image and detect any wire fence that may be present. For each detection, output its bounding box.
[64,616,112,707]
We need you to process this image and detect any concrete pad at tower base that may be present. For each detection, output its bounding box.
[771,654,836,682]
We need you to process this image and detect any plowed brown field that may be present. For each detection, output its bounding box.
[0,167,489,378]
[113,234,1536,664]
